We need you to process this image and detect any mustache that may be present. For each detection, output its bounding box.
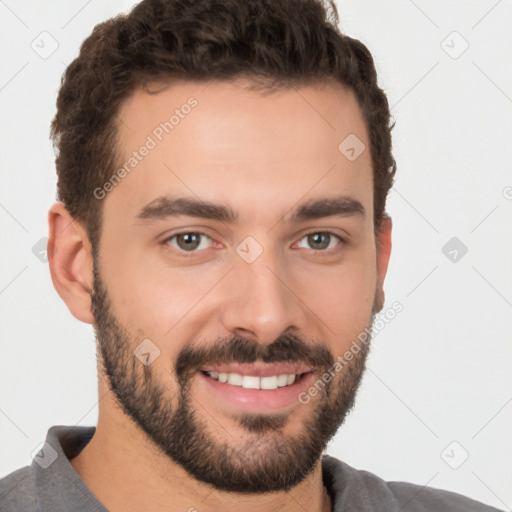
[175,333,334,384]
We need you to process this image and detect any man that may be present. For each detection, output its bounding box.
[0,0,502,510]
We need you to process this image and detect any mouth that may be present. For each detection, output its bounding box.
[201,370,309,390]
[196,364,316,414]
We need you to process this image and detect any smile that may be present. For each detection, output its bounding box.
[202,371,308,390]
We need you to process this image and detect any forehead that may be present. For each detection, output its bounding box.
[106,79,373,225]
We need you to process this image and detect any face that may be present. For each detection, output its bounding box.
[90,79,389,493]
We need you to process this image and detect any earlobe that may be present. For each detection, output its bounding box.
[48,202,95,324]
[375,215,393,313]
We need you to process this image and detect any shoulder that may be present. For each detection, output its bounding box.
[385,479,503,512]
[322,454,503,512]
[0,465,39,512]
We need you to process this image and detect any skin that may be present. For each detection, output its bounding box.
[48,78,392,512]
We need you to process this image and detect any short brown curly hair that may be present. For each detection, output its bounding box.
[51,0,396,251]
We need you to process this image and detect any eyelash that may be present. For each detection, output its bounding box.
[161,230,345,257]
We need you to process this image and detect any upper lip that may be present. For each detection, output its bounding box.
[201,363,312,378]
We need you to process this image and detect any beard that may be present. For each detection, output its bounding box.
[90,259,377,494]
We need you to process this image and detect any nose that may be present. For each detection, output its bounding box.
[219,248,307,345]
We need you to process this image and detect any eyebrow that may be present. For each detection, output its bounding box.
[135,195,366,224]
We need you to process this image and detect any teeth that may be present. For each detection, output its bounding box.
[206,371,301,389]
[277,374,289,387]
[227,373,242,386]
[260,376,278,390]
[242,375,260,389]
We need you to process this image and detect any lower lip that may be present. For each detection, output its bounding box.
[197,371,315,414]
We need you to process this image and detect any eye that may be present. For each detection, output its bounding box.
[162,230,344,257]
[164,232,213,253]
[296,231,343,252]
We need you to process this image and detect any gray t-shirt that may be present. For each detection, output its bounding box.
[0,425,503,511]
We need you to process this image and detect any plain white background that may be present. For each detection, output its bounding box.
[0,0,511,509]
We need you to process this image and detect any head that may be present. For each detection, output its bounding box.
[49,0,395,495]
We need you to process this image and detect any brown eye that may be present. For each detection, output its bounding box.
[308,233,330,250]
[166,232,211,252]
[297,232,342,252]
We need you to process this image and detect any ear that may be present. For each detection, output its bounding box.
[374,215,392,312]
[48,202,95,324]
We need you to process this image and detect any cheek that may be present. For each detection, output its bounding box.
[99,224,377,350]
[293,245,377,342]
[102,245,226,341]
